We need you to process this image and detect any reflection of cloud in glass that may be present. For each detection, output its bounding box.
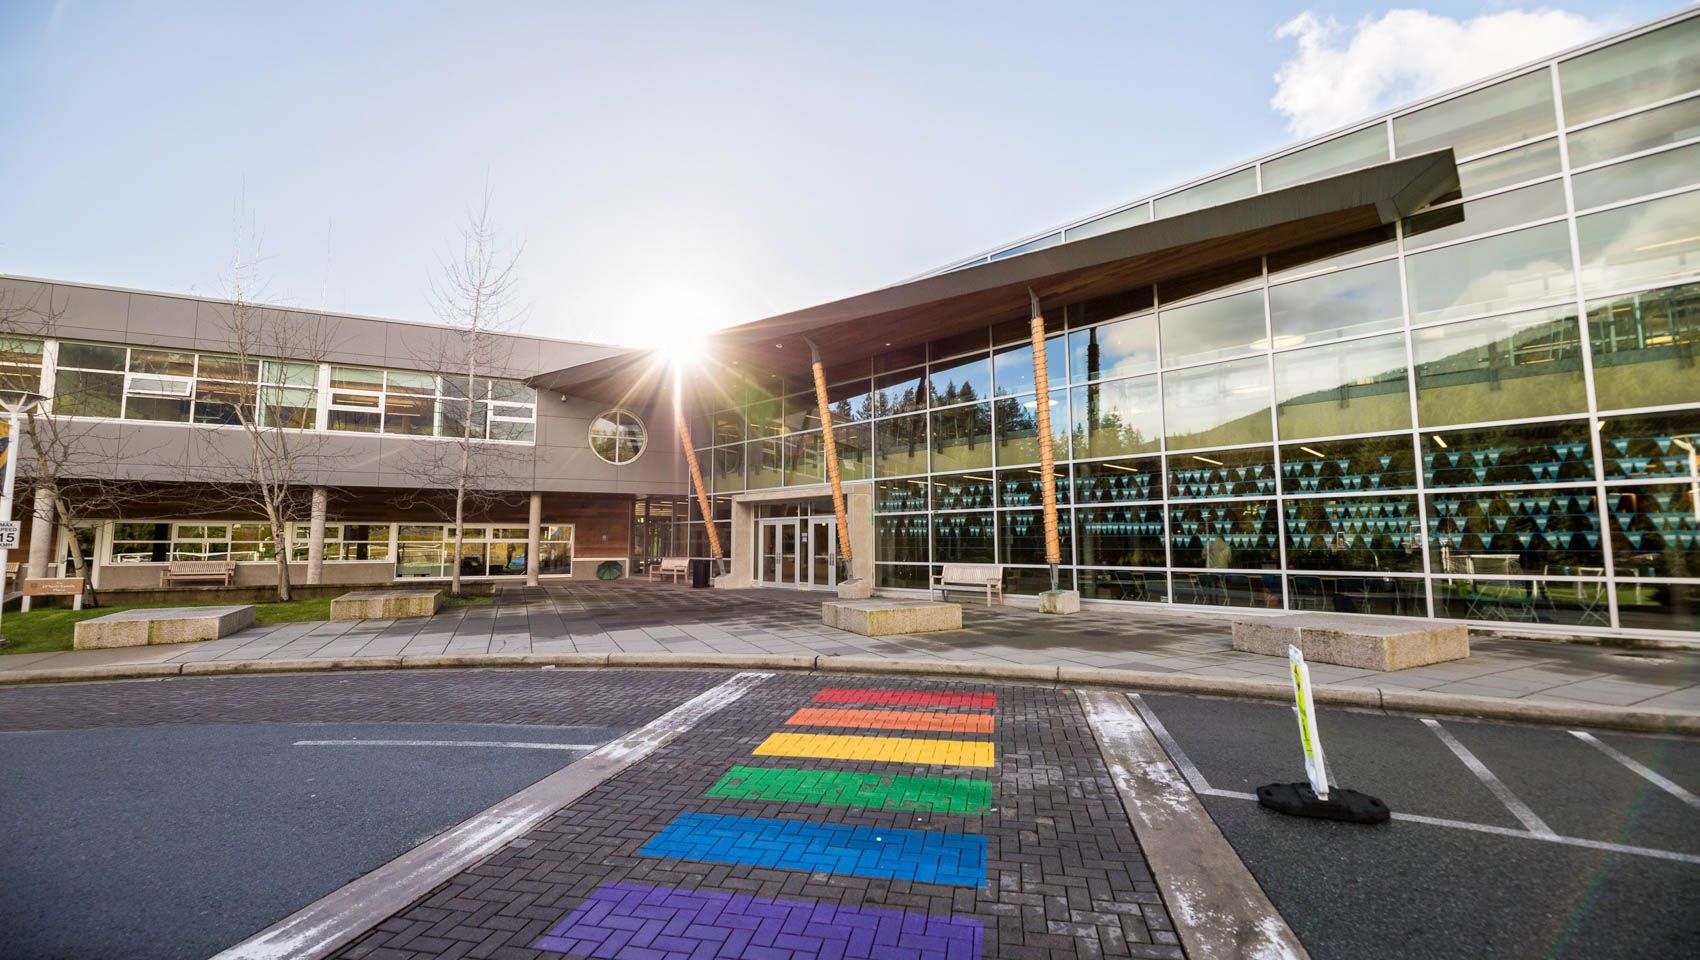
[1578,190,1700,294]
[1407,222,1575,322]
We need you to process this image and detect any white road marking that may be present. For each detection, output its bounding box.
[1140,699,1700,867]
[1421,718,1556,837]
[1082,690,1311,960]
[294,740,600,751]
[212,671,773,960]
[1129,693,1214,793]
[1199,790,1700,866]
[1570,730,1700,811]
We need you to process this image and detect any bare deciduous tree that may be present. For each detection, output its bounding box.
[193,243,335,602]
[392,191,528,597]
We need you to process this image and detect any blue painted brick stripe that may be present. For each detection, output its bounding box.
[534,881,983,960]
[638,812,987,887]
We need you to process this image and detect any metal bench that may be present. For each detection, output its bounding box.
[160,559,237,587]
[648,557,689,583]
[932,563,1004,605]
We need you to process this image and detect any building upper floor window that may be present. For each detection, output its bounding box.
[590,409,646,464]
[9,338,538,443]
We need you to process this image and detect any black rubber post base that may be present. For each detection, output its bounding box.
[1256,782,1391,824]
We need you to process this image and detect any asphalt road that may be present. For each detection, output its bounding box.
[0,721,625,960]
[1137,693,1700,960]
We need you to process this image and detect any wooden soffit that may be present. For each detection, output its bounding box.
[535,148,1457,400]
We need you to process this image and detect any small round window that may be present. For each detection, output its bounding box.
[589,409,647,465]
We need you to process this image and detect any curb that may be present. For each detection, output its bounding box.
[1,653,1695,735]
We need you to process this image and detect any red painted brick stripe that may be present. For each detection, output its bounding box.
[813,688,996,708]
[786,707,996,734]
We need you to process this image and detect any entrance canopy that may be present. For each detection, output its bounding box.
[532,149,1458,404]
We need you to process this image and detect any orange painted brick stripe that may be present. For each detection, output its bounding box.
[785,707,995,735]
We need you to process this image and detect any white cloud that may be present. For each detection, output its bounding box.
[1271,7,1621,138]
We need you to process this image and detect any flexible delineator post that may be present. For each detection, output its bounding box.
[804,337,854,580]
[1028,289,1061,591]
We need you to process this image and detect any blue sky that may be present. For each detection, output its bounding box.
[0,1,1683,346]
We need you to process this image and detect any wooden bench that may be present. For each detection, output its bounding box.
[160,560,237,587]
[932,563,1004,606]
[648,557,689,583]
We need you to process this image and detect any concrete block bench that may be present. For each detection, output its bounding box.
[822,599,961,636]
[73,605,256,650]
[1232,613,1469,672]
[330,589,443,620]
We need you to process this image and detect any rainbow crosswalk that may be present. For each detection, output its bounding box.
[534,684,1000,959]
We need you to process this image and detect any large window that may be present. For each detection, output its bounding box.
[1285,495,1422,573]
[1455,139,1562,197]
[930,403,993,472]
[1412,305,1587,425]
[1402,181,1567,250]
[1071,376,1161,458]
[1068,312,1157,382]
[1404,222,1575,323]
[288,523,392,561]
[46,341,536,441]
[1261,126,1388,191]
[1159,290,1266,367]
[1267,259,1404,344]
[393,524,558,578]
[1394,70,1555,160]
[1163,356,1273,450]
[1274,334,1412,439]
[1587,282,1700,411]
[1558,16,1700,127]
[1576,189,1700,295]
[1566,97,1700,168]
[1154,168,1256,218]
[1571,143,1700,212]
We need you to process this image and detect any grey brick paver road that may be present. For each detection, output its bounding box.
[333,673,1184,960]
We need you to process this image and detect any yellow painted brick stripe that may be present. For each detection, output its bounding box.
[752,731,995,768]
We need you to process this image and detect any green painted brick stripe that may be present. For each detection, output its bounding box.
[706,765,993,814]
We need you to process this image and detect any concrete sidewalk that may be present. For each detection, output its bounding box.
[3,580,1697,718]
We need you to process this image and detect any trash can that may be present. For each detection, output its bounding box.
[689,558,712,588]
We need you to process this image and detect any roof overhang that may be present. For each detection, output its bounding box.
[533,148,1457,405]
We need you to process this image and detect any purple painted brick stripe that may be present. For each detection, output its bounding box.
[534,881,982,960]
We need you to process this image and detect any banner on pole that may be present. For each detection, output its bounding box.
[1288,644,1329,800]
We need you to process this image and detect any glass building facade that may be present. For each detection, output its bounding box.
[684,13,1700,637]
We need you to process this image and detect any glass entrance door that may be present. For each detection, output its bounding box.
[759,519,800,586]
[759,517,837,589]
[807,519,837,589]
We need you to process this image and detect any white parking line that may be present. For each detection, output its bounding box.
[1421,718,1557,837]
[294,740,600,751]
[1128,694,1214,793]
[1133,695,1700,867]
[1570,730,1700,811]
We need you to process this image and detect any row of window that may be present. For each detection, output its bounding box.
[701,382,1696,495]
[855,414,1694,509]
[108,521,573,578]
[868,482,1697,577]
[866,565,1696,634]
[945,14,1699,270]
[0,340,540,442]
[692,194,1700,451]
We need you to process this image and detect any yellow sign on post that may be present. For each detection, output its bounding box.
[1288,644,1330,800]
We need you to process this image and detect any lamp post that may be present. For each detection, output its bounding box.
[0,390,46,647]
